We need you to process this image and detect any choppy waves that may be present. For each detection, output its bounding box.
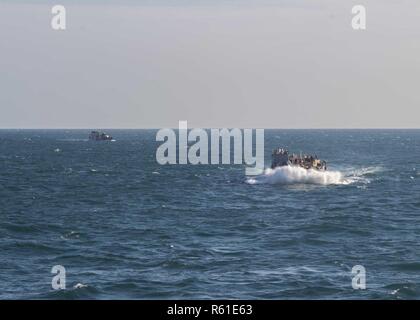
[2,130,420,299]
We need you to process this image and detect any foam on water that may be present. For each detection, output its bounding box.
[57,139,88,142]
[246,166,345,185]
[341,166,383,184]
[246,165,378,186]
[74,283,88,289]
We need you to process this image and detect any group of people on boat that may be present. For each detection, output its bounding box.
[271,148,327,171]
[289,153,325,170]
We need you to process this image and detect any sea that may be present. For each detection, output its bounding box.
[1,129,420,299]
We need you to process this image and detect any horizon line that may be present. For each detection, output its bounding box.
[0,127,420,130]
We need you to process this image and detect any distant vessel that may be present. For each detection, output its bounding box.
[271,148,327,171]
[89,131,113,141]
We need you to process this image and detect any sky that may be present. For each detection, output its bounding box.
[0,0,419,128]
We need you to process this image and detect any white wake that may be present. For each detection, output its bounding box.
[246,165,350,186]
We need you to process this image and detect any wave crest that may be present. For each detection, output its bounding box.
[246,165,347,185]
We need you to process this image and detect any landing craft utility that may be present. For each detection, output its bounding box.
[89,131,113,141]
[271,148,327,171]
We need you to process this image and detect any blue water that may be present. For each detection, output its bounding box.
[1,129,420,299]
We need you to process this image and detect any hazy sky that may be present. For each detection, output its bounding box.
[1,0,419,128]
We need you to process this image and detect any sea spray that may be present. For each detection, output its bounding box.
[246,165,346,185]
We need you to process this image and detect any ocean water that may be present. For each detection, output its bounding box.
[1,129,420,299]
